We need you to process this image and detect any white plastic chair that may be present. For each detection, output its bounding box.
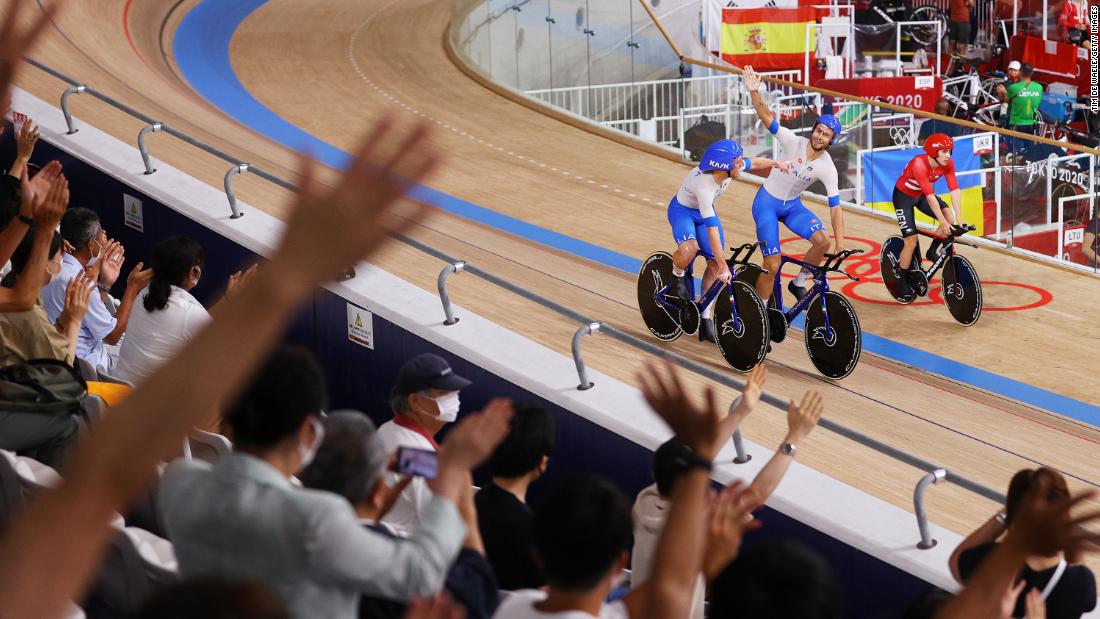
[90,526,178,614]
[187,429,232,464]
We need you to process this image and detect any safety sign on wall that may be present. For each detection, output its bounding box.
[347,302,375,349]
[123,194,144,232]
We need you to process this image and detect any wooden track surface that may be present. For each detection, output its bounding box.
[10,0,1100,564]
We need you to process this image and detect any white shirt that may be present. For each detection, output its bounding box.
[761,126,840,202]
[493,589,629,619]
[114,285,211,384]
[41,253,117,370]
[377,419,438,535]
[674,167,733,220]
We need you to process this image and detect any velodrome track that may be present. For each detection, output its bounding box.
[11,0,1100,560]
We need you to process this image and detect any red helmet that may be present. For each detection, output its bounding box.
[923,133,954,157]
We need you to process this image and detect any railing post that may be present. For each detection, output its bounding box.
[60,84,86,135]
[913,468,947,549]
[138,122,163,175]
[437,261,466,326]
[572,322,601,391]
[224,163,250,219]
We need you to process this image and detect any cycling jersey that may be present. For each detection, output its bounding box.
[674,166,734,225]
[895,153,958,198]
[667,166,738,260]
[761,121,840,205]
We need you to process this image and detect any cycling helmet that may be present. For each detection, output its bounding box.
[699,139,744,172]
[814,114,842,144]
[923,133,954,158]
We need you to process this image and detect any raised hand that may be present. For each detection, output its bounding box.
[701,480,763,580]
[785,391,824,445]
[436,398,513,473]
[0,1,64,101]
[124,261,153,293]
[271,116,438,291]
[21,160,61,206]
[742,65,761,93]
[225,264,258,298]
[58,270,94,330]
[16,119,38,161]
[638,359,730,461]
[97,240,124,287]
[1003,475,1100,558]
[30,172,68,229]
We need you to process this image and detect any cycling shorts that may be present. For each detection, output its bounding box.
[893,187,947,237]
[750,187,825,257]
[668,198,724,261]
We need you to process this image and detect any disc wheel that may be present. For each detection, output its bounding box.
[804,291,862,379]
[941,254,982,326]
[713,281,770,372]
[637,252,683,342]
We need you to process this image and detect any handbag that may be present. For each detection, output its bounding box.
[0,359,87,415]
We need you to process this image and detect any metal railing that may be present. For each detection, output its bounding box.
[24,56,1007,547]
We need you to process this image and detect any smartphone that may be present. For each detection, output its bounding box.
[394,446,438,479]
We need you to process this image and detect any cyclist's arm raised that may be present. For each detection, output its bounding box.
[743,66,775,129]
[746,157,791,174]
[821,164,846,252]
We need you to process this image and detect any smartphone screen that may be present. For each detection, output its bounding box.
[395,446,438,479]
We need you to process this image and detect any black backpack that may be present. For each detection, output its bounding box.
[684,116,728,162]
[0,360,87,415]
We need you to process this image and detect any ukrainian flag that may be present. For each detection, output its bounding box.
[861,138,985,236]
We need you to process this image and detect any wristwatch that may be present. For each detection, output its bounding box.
[97,283,111,293]
[779,441,797,457]
[16,212,32,226]
[669,441,712,474]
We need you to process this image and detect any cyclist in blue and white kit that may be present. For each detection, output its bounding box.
[743,66,847,336]
[668,138,789,342]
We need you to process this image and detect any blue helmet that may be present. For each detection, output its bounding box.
[815,114,842,144]
[699,139,744,172]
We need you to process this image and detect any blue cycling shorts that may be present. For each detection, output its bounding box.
[668,198,724,261]
[750,188,825,257]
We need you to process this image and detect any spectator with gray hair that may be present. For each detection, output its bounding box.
[301,411,499,619]
[41,207,152,370]
[378,353,472,533]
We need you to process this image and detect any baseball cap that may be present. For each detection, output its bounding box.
[1007,60,1021,70]
[392,353,472,396]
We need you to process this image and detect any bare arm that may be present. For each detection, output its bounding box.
[748,392,823,503]
[0,174,68,312]
[0,117,440,619]
[706,225,731,282]
[743,66,775,128]
[947,513,1006,583]
[829,207,846,252]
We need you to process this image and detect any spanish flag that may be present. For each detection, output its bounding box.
[720,8,817,70]
[860,139,986,236]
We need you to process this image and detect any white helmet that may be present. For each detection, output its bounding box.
[1007,60,1021,70]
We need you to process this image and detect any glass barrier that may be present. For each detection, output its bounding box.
[449,0,1098,273]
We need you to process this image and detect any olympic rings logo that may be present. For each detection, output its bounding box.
[777,236,1053,312]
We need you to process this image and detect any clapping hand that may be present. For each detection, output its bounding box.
[638,359,738,462]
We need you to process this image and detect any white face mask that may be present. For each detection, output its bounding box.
[427,392,461,423]
[297,417,325,471]
[85,236,103,267]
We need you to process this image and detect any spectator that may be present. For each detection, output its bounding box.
[1059,0,1086,45]
[114,235,255,384]
[631,366,824,619]
[159,345,510,619]
[919,98,969,143]
[0,112,39,227]
[301,411,499,619]
[475,403,555,591]
[0,83,441,619]
[0,161,62,309]
[936,474,1100,619]
[948,0,974,55]
[709,538,841,619]
[128,576,290,619]
[999,63,1043,160]
[493,474,643,619]
[0,226,92,366]
[948,467,1096,618]
[378,353,471,533]
[42,207,152,371]
[1081,209,1099,269]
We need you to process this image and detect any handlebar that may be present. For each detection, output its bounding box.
[821,249,864,281]
[727,242,761,266]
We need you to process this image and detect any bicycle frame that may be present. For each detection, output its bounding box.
[770,255,831,325]
[653,252,744,327]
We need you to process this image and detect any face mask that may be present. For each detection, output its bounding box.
[85,237,103,267]
[427,392,461,423]
[298,417,325,471]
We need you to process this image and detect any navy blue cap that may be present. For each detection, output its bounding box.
[392,353,472,396]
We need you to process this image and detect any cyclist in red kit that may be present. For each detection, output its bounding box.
[892,133,965,295]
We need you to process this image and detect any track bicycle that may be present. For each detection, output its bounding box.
[879,224,983,325]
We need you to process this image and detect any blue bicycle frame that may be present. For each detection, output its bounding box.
[771,255,834,337]
[655,252,745,330]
